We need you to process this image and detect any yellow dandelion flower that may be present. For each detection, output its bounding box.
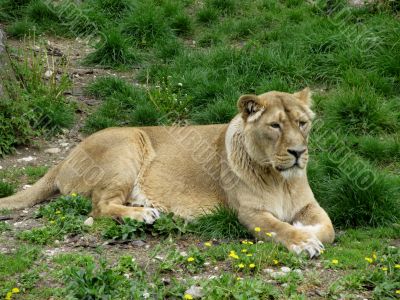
[372,253,377,260]
[395,264,400,269]
[238,263,245,268]
[331,259,339,265]
[365,257,373,264]
[247,241,253,245]
[187,257,195,262]
[273,259,279,265]
[204,242,212,247]
[265,232,273,237]
[183,294,193,299]
[5,292,12,300]
[71,193,77,197]
[396,290,400,295]
[241,240,248,245]
[381,267,388,271]
[236,277,243,280]
[249,263,256,269]
[229,253,239,259]
[254,227,261,232]
[320,249,325,254]
[241,249,248,253]
[55,210,61,214]
[11,288,19,294]
[246,254,253,257]
[50,220,55,224]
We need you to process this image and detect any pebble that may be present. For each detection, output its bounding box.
[271,271,285,279]
[184,286,204,299]
[281,266,291,273]
[45,148,61,154]
[0,166,2,170]
[263,268,274,274]
[44,70,53,78]
[60,142,69,147]
[180,251,188,257]
[17,156,36,163]
[83,217,94,227]
[23,184,32,190]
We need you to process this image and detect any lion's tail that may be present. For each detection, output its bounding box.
[0,165,61,210]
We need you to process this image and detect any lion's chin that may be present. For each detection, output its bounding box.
[278,166,305,179]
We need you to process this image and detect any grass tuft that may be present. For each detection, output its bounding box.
[309,152,400,228]
[190,205,251,239]
[84,29,138,68]
[122,1,172,48]
[322,87,399,135]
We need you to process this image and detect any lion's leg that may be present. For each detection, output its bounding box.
[238,209,324,258]
[90,183,160,224]
[291,203,335,244]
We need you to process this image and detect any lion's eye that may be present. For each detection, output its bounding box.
[299,121,307,128]
[270,123,281,129]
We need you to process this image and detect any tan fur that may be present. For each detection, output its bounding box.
[0,88,334,257]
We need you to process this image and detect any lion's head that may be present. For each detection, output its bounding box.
[237,88,315,178]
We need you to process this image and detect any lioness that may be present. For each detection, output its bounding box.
[0,88,334,257]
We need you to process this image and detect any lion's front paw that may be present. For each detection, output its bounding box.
[141,207,160,224]
[289,236,324,258]
[286,230,324,258]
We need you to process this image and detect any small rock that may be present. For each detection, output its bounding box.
[83,217,94,227]
[131,240,146,247]
[17,156,36,163]
[44,70,53,78]
[180,251,188,257]
[155,255,164,261]
[60,142,69,147]
[23,184,32,190]
[184,286,204,299]
[271,271,285,279]
[281,266,291,273]
[22,209,29,214]
[263,268,274,274]
[281,283,288,288]
[0,166,2,170]
[45,148,61,154]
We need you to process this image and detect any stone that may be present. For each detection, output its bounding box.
[17,156,36,163]
[45,148,61,154]
[83,217,94,227]
[22,184,32,190]
[184,286,204,299]
[263,268,274,274]
[293,269,302,275]
[281,266,291,273]
[44,70,53,78]
[271,271,285,279]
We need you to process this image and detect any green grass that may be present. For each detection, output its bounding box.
[189,205,251,240]
[1,1,400,298]
[83,29,138,68]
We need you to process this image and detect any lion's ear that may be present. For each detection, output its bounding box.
[294,87,312,107]
[237,94,264,121]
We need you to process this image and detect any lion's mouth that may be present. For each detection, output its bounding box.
[276,162,300,172]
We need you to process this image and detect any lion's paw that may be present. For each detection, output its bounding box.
[289,237,324,258]
[141,207,160,224]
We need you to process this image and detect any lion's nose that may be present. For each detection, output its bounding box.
[287,148,306,159]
